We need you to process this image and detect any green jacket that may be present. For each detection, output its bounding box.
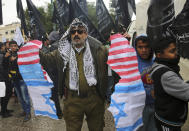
[40,36,108,100]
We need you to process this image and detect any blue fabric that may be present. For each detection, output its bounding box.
[137,56,155,105]
[13,80,31,114]
[19,64,58,120]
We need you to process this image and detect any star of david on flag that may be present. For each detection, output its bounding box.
[18,40,58,119]
[107,34,146,131]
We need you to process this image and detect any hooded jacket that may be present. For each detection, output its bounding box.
[134,38,154,105]
[150,61,189,126]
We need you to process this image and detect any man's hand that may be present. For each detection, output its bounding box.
[5,51,11,58]
[122,32,131,41]
[10,56,17,61]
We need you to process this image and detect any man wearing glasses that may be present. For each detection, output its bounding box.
[40,18,108,131]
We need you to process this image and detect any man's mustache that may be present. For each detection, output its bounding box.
[74,35,80,40]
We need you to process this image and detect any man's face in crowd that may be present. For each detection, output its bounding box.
[158,43,177,59]
[6,42,9,49]
[9,44,18,52]
[70,26,87,48]
[136,40,151,60]
[0,45,6,52]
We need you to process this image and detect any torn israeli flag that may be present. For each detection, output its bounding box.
[17,40,58,119]
[107,34,145,131]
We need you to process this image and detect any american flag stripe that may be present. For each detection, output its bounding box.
[18,40,42,66]
[17,48,39,55]
[109,45,131,52]
[119,75,141,83]
[120,72,140,79]
[29,40,43,48]
[110,41,129,48]
[19,45,39,52]
[118,69,139,76]
[18,51,39,58]
[108,52,136,60]
[111,63,138,69]
[113,67,139,73]
[18,58,40,65]
[107,56,137,64]
[111,36,125,43]
[108,48,136,56]
[110,60,137,66]
[18,55,39,62]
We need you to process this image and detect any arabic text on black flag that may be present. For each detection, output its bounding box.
[96,0,116,40]
[78,0,88,15]
[147,0,175,43]
[26,0,46,40]
[52,2,64,35]
[114,0,133,30]
[56,0,69,26]
[17,0,28,37]
[169,0,189,58]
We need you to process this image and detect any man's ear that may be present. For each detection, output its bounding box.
[156,52,161,58]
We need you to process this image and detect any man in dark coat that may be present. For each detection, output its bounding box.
[40,18,108,131]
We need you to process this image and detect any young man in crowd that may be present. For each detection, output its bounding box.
[0,42,13,118]
[3,41,31,122]
[135,35,157,131]
[150,37,189,131]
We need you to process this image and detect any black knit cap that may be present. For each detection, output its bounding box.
[9,40,18,45]
[152,36,176,53]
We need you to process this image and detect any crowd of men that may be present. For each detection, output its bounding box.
[0,18,189,131]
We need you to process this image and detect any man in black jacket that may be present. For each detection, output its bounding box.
[0,42,13,118]
[3,41,31,122]
[150,37,189,131]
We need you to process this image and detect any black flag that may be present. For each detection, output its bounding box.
[96,0,117,40]
[52,2,64,35]
[169,0,189,58]
[56,0,69,26]
[26,0,46,40]
[114,0,132,30]
[17,0,28,37]
[0,0,3,25]
[78,0,88,15]
[147,0,175,43]
[69,0,105,42]
[128,0,136,15]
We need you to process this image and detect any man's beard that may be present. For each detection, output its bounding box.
[72,36,86,47]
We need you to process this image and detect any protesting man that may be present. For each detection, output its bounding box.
[40,18,108,131]
[135,35,157,131]
[3,41,31,122]
[0,42,13,118]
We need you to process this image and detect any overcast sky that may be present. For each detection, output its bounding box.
[1,0,111,25]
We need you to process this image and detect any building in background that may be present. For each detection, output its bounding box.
[0,22,20,42]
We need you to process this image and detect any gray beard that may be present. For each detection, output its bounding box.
[72,39,86,48]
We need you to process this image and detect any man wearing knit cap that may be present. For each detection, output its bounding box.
[40,18,108,131]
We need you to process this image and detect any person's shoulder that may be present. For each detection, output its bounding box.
[88,36,103,47]
[150,63,171,77]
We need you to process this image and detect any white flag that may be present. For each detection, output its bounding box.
[13,27,24,46]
